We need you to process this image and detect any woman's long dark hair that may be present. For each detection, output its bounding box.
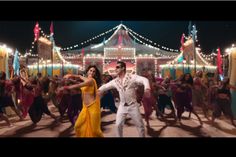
[180,73,193,86]
[85,65,102,87]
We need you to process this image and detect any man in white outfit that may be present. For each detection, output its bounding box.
[98,61,151,137]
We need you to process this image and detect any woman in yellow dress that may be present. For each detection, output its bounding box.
[62,65,103,137]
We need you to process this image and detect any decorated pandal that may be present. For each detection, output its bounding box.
[24,23,181,78]
[160,36,217,79]
[26,24,218,79]
[15,23,221,82]
[56,24,177,77]
[27,37,83,77]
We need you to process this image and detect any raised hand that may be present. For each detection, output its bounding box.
[63,74,72,79]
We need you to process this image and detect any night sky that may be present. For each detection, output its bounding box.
[0,21,236,54]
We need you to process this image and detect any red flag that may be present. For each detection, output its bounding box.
[180,33,185,51]
[34,22,40,41]
[217,48,223,74]
[50,21,54,35]
[81,48,84,57]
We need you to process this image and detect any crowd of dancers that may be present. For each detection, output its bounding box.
[0,61,236,137]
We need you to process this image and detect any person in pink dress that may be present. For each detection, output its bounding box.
[21,80,34,118]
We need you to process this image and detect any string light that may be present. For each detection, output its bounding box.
[122,24,179,53]
[127,25,179,52]
[195,47,212,65]
[25,22,224,73]
[91,25,121,49]
[61,24,180,55]
[62,25,119,51]
[27,25,51,57]
[128,31,178,57]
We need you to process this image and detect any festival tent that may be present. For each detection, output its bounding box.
[61,24,178,58]
[160,35,217,79]
[60,24,179,75]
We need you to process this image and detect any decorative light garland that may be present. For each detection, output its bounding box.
[24,22,72,66]
[25,22,229,70]
[62,25,119,51]
[26,25,51,58]
[121,24,179,54]
[54,46,69,64]
[128,31,178,57]
[61,24,180,55]
[195,48,212,65]
[91,25,126,50]
[127,25,179,52]
[23,22,232,67]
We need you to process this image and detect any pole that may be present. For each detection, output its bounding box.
[187,54,190,73]
[37,56,39,75]
[192,25,197,76]
[37,40,39,75]
[5,48,9,79]
[46,61,47,76]
[62,61,64,77]
[51,41,53,77]
[49,28,54,77]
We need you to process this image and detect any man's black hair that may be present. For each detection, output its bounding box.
[117,61,126,72]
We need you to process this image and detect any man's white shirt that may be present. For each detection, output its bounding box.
[99,73,150,106]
